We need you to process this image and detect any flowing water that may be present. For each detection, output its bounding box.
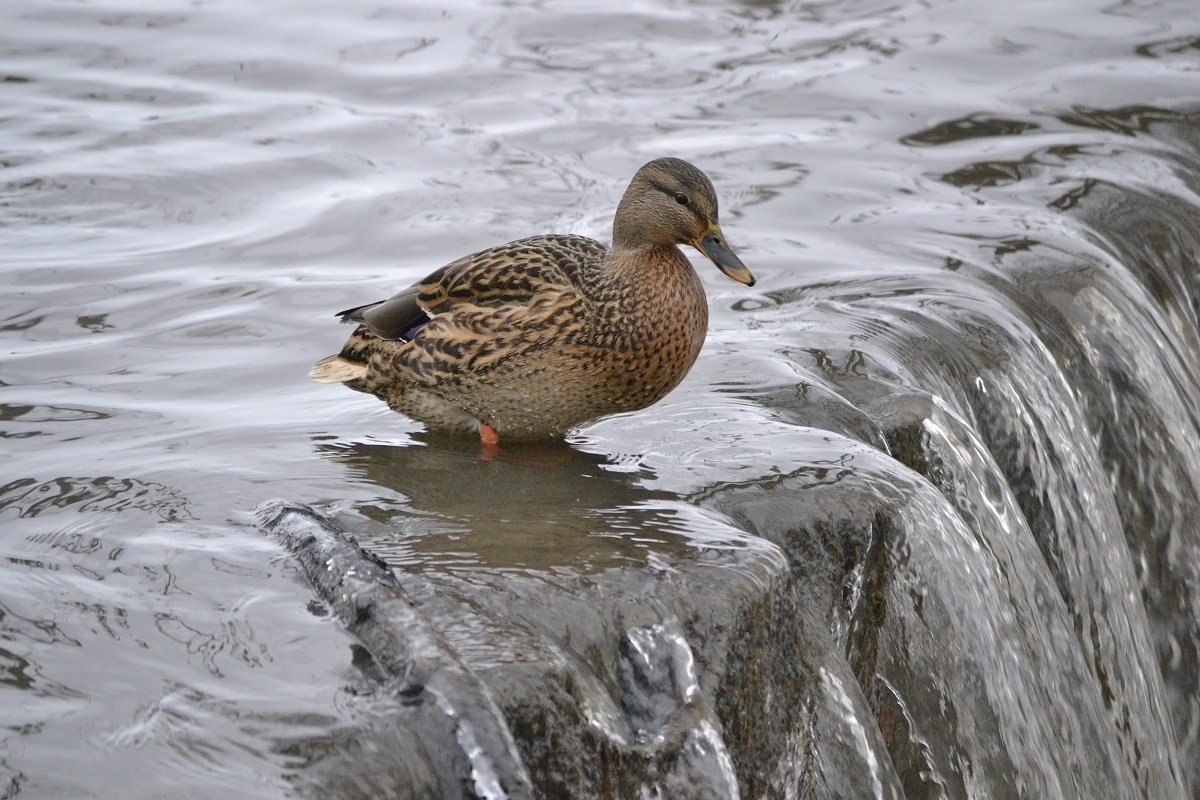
[2,0,1199,797]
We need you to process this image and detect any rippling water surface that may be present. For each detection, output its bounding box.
[3,0,1199,797]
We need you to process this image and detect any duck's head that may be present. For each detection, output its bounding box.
[612,157,755,287]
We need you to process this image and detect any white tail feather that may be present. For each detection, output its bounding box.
[309,356,368,383]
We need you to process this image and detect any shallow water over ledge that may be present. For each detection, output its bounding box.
[2,0,1199,797]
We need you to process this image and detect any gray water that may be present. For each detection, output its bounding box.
[2,0,1199,797]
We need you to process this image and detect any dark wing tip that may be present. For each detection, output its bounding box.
[333,290,430,341]
[335,303,375,323]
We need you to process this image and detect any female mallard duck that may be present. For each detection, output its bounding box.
[310,157,754,445]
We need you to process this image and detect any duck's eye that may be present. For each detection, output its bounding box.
[674,192,689,205]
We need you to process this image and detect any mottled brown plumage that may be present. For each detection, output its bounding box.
[311,157,754,442]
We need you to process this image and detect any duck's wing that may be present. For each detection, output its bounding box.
[338,234,607,341]
[397,289,581,392]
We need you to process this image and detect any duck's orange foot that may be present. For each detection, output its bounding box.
[479,423,500,447]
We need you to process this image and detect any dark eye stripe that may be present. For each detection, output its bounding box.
[648,179,710,223]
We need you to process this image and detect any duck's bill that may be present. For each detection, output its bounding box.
[698,229,755,286]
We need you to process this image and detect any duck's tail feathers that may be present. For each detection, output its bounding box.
[309,355,369,383]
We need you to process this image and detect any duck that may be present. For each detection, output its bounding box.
[310,157,754,445]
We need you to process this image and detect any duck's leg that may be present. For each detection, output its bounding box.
[479,423,500,447]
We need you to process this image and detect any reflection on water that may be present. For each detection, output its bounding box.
[0,476,194,520]
[2,0,1199,796]
[900,114,1042,147]
[317,437,737,572]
